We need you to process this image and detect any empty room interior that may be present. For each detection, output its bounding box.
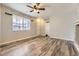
[0,3,79,56]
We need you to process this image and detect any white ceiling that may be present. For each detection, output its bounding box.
[3,3,78,19]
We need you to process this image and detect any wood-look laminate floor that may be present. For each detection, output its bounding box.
[0,37,79,56]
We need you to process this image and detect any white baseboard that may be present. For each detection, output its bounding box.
[50,36,74,41]
[0,35,39,46]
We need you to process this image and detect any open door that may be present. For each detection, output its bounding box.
[76,24,79,45]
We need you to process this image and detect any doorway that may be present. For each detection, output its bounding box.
[76,24,79,45]
[45,22,50,36]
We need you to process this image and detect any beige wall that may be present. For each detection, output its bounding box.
[49,11,78,41]
[0,5,1,43]
[0,5,38,45]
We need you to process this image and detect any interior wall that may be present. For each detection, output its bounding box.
[0,5,38,45]
[0,4,1,43]
[49,11,78,41]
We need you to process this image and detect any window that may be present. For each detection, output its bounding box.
[12,14,30,31]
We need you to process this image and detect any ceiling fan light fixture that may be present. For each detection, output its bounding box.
[33,9,39,12]
[27,3,45,14]
[33,9,37,12]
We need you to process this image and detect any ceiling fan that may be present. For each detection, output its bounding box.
[27,3,45,14]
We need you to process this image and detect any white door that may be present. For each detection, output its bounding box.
[45,22,50,36]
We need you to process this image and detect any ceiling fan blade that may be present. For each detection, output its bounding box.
[30,10,34,12]
[36,3,40,6]
[38,8,45,10]
[27,5,33,9]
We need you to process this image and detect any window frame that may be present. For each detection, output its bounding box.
[12,14,31,31]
